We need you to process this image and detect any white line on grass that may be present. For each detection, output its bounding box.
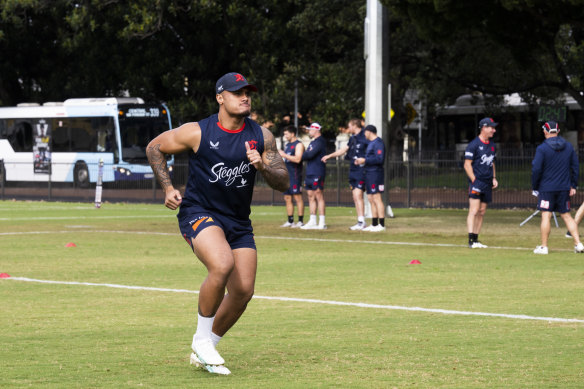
[3,276,583,323]
[0,215,172,221]
[0,229,537,251]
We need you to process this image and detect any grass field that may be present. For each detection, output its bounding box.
[1,200,583,388]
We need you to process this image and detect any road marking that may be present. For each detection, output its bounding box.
[3,276,582,323]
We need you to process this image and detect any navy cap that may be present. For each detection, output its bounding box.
[215,72,258,94]
[542,121,559,133]
[364,124,377,134]
[478,117,498,128]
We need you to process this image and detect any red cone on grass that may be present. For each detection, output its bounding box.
[409,259,421,265]
[0,273,10,278]
[65,242,77,248]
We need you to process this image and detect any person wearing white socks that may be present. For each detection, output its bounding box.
[147,72,289,374]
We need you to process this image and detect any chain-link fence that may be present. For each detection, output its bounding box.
[1,158,582,209]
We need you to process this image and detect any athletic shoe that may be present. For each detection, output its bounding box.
[362,225,377,232]
[315,224,327,230]
[280,221,293,227]
[349,222,366,231]
[192,337,225,366]
[575,243,584,253]
[190,353,231,375]
[565,231,572,238]
[371,224,386,232]
[291,221,304,228]
[470,241,488,249]
[300,220,318,229]
[533,246,548,255]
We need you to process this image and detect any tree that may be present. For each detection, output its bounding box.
[382,0,584,108]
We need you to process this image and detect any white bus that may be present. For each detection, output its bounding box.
[0,97,173,187]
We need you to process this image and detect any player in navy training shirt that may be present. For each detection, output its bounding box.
[278,125,305,227]
[147,72,288,374]
[355,125,386,232]
[464,117,499,249]
[322,118,370,230]
[301,122,328,229]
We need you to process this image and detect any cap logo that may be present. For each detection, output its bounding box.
[235,74,245,82]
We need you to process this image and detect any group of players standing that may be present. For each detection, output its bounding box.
[279,119,387,231]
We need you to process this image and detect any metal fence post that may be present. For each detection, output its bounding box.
[336,159,341,206]
[406,159,411,208]
[0,159,4,200]
[48,163,52,201]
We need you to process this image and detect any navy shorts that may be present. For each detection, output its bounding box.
[349,177,365,190]
[365,171,384,194]
[284,180,303,195]
[305,175,325,191]
[349,167,366,190]
[177,207,256,251]
[537,191,571,213]
[468,179,492,203]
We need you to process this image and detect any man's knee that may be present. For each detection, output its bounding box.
[208,253,235,280]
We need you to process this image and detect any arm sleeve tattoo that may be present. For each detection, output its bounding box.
[261,130,289,192]
[146,143,173,191]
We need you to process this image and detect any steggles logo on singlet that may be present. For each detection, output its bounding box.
[209,161,252,188]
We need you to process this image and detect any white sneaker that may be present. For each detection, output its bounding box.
[471,242,488,249]
[291,221,304,228]
[350,222,366,231]
[300,220,318,229]
[575,243,584,253]
[190,353,231,375]
[192,337,225,366]
[362,225,376,232]
[315,224,327,230]
[533,246,548,255]
[280,221,293,227]
[371,225,386,232]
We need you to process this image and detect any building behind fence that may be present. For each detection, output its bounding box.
[2,154,583,209]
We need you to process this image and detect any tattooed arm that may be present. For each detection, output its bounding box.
[146,122,201,210]
[245,127,289,192]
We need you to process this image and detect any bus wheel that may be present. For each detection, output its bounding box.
[74,162,90,188]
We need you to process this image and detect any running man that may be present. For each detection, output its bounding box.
[278,125,305,227]
[322,118,370,230]
[146,72,288,374]
[301,122,327,229]
[354,125,386,231]
[464,117,498,248]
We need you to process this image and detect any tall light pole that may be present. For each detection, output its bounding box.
[364,0,389,139]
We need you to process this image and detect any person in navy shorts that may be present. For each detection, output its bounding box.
[464,117,499,249]
[322,118,370,230]
[531,121,584,254]
[301,122,327,229]
[278,125,305,227]
[354,125,386,232]
[146,72,288,374]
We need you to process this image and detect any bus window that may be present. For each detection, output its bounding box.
[52,121,70,152]
[7,120,33,152]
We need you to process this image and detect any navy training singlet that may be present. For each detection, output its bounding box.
[181,113,264,220]
[284,139,303,183]
[465,136,496,182]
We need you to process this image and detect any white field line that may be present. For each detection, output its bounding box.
[3,276,583,323]
[0,215,171,221]
[0,229,539,251]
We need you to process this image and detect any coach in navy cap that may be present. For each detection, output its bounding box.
[216,72,258,94]
[478,117,498,128]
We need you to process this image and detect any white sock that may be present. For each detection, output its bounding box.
[310,214,317,224]
[211,332,222,347]
[319,215,326,225]
[358,216,365,223]
[194,313,214,343]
